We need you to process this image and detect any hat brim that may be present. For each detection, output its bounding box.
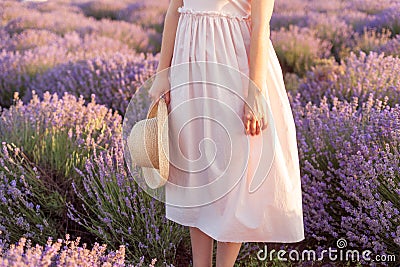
[143,98,169,189]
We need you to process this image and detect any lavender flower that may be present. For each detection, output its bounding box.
[25,52,159,115]
[297,51,400,107]
[0,234,147,266]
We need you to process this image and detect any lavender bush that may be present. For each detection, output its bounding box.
[0,33,151,108]
[0,0,162,108]
[366,4,400,36]
[2,1,158,52]
[290,92,400,262]
[91,19,159,53]
[306,14,355,61]
[0,28,11,50]
[29,0,83,14]
[64,86,190,265]
[349,0,392,15]
[297,52,400,107]
[269,0,399,64]
[116,0,169,32]
[271,25,333,76]
[26,52,159,115]
[273,0,308,13]
[0,141,59,247]
[2,3,95,36]
[353,28,392,55]
[0,29,61,52]
[0,91,121,246]
[340,10,373,34]
[0,90,189,266]
[270,11,308,30]
[1,30,132,55]
[67,139,189,265]
[0,233,162,266]
[76,0,128,21]
[377,34,400,57]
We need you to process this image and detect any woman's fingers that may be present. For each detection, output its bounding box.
[244,113,251,134]
[251,117,257,135]
[255,120,261,135]
[243,112,263,136]
[243,104,269,135]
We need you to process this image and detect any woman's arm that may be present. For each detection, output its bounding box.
[249,0,274,94]
[156,0,183,72]
[148,0,183,104]
[243,0,275,135]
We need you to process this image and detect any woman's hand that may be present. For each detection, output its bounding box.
[148,73,171,106]
[243,82,269,136]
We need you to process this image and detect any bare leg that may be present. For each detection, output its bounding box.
[216,241,242,267]
[189,226,214,267]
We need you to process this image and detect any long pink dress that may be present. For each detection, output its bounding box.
[164,0,305,242]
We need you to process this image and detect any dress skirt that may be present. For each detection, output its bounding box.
[163,0,305,243]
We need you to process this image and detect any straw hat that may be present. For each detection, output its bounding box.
[127,98,169,189]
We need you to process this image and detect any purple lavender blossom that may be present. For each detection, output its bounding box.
[297,51,400,107]
[290,92,400,259]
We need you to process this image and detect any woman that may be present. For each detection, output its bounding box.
[148,0,305,266]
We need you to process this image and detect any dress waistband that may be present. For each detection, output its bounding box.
[178,6,251,21]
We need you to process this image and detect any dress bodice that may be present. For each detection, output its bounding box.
[182,0,251,18]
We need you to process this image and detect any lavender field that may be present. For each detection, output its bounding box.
[0,0,399,266]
